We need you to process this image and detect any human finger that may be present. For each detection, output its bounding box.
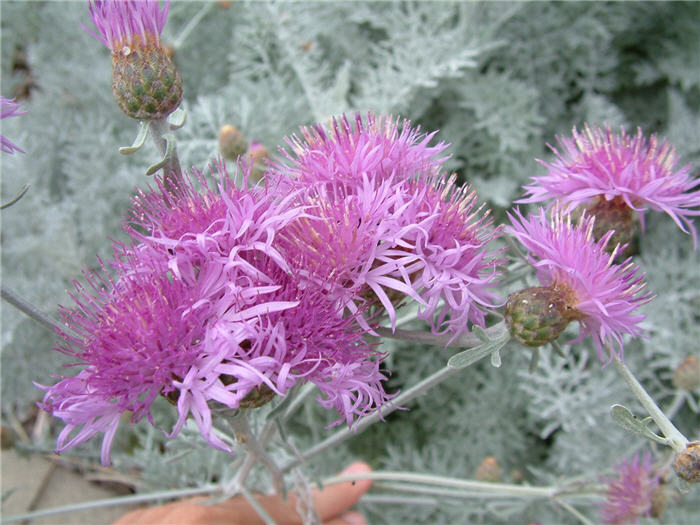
[223,461,373,525]
[325,510,367,525]
[112,462,373,525]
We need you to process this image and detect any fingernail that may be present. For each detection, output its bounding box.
[340,511,366,525]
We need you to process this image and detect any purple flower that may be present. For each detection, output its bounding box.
[38,266,206,465]
[269,113,449,191]
[600,454,660,524]
[506,207,652,362]
[1,96,27,154]
[276,173,427,331]
[271,113,500,338]
[40,162,392,463]
[519,124,700,246]
[85,0,169,52]
[402,174,503,338]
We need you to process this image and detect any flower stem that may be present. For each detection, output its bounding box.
[613,355,689,453]
[239,486,278,525]
[322,471,594,499]
[281,365,458,474]
[280,328,506,475]
[1,485,219,524]
[148,118,184,193]
[376,320,508,348]
[227,411,284,494]
[1,285,62,334]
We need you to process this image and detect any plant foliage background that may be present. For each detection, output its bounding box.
[1,1,699,523]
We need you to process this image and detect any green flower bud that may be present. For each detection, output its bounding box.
[219,124,248,160]
[505,286,582,348]
[112,37,183,120]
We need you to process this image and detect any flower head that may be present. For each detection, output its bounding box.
[601,454,660,524]
[38,265,206,465]
[40,162,392,463]
[519,124,700,246]
[85,0,182,119]
[86,0,169,52]
[1,96,27,154]
[271,113,500,338]
[506,207,652,361]
[400,174,503,338]
[269,113,449,190]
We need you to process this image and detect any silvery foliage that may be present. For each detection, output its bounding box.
[2,2,699,523]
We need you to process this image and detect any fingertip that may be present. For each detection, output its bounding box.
[339,461,373,491]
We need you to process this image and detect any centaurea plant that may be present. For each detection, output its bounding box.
[2,2,699,524]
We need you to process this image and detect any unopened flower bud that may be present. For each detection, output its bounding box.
[474,456,501,482]
[673,441,700,483]
[245,141,270,183]
[86,0,182,120]
[219,125,248,160]
[505,286,581,347]
[672,355,700,391]
[112,39,183,120]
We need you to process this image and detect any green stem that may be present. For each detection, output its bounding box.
[280,329,506,475]
[376,320,508,348]
[149,118,184,193]
[1,485,218,524]
[1,285,62,334]
[325,471,557,498]
[227,411,284,494]
[239,487,278,525]
[613,356,688,453]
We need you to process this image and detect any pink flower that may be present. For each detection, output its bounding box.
[399,174,503,338]
[269,113,449,190]
[506,207,652,362]
[519,124,700,246]
[85,0,169,52]
[40,162,392,463]
[271,113,501,338]
[38,266,207,465]
[601,454,660,524]
[275,173,428,331]
[1,96,27,154]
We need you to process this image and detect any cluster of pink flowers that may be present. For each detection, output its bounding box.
[35,0,700,471]
[40,114,502,463]
[506,123,700,361]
